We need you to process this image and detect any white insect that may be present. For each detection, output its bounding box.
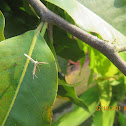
[24,53,48,79]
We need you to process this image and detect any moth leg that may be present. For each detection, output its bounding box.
[37,65,40,71]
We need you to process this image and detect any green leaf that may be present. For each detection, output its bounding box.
[102,101,117,126]
[110,80,120,86]
[53,26,85,62]
[124,76,126,92]
[119,52,126,62]
[57,85,89,112]
[98,80,112,107]
[89,47,118,77]
[79,56,86,69]
[22,0,35,16]
[4,11,38,39]
[22,0,40,19]
[0,10,5,41]
[0,25,58,125]
[94,49,118,77]
[118,111,126,126]
[110,78,122,86]
[57,56,68,74]
[78,0,126,37]
[93,111,102,126]
[53,86,99,126]
[44,28,62,72]
[0,0,11,12]
[46,0,126,46]
[112,78,125,101]
[87,69,94,85]
[93,101,117,126]
[88,47,95,70]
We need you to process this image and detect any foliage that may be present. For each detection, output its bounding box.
[0,0,126,126]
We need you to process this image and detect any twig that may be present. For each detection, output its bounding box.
[27,0,126,76]
[116,46,126,52]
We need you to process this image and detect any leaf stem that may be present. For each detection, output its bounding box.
[36,21,44,33]
[40,22,48,37]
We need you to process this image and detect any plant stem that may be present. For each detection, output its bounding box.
[40,22,48,37]
[116,46,126,52]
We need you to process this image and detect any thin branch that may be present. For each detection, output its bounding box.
[27,0,126,76]
[116,46,126,52]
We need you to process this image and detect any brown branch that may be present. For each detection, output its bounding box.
[27,0,126,76]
